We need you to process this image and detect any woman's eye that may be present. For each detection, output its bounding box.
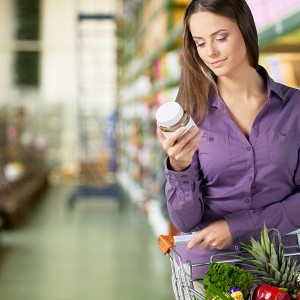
[196,42,205,48]
[216,36,227,42]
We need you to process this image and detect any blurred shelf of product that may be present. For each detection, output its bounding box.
[0,106,48,229]
[259,20,300,89]
[260,53,300,88]
[117,0,300,237]
[247,0,300,89]
[117,0,190,236]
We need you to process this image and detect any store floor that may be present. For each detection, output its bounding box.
[0,184,174,300]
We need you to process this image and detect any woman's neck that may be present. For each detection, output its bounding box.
[217,67,267,105]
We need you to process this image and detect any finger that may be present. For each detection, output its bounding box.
[211,242,217,248]
[187,235,204,250]
[169,130,201,160]
[156,126,166,142]
[169,127,199,155]
[183,130,202,151]
[186,238,197,250]
[182,135,201,157]
[207,242,218,250]
[177,126,199,147]
[189,126,201,139]
[198,241,208,251]
[166,126,187,147]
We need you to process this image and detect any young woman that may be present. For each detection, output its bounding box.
[157,0,300,279]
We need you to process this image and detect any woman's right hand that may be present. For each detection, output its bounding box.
[157,125,202,172]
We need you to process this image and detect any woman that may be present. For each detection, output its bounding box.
[157,0,300,279]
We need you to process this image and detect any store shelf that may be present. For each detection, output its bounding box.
[0,168,48,228]
[0,106,49,229]
[117,0,189,236]
[125,24,182,83]
[121,1,167,64]
[259,9,300,48]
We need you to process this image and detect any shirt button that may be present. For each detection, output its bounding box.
[280,131,287,136]
[244,198,250,203]
[248,176,253,181]
[234,245,240,251]
[208,137,214,142]
[247,146,251,151]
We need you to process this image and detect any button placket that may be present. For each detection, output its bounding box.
[181,176,188,186]
[244,198,250,204]
[182,180,190,188]
[245,142,254,193]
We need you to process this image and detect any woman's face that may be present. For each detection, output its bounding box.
[189,11,249,77]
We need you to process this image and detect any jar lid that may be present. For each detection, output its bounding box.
[155,102,184,127]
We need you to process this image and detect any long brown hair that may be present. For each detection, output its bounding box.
[176,0,259,124]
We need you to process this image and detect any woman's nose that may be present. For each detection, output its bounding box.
[207,44,218,57]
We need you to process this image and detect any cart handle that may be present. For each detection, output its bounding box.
[158,234,195,254]
[158,235,175,254]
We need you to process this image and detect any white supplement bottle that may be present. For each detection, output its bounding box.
[155,102,197,138]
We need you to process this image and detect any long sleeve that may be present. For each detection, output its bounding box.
[225,149,300,244]
[165,151,204,232]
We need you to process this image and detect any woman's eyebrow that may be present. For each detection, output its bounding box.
[192,29,228,39]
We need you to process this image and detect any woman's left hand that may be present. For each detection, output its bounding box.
[187,219,233,251]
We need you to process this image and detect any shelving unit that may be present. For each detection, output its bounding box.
[0,107,48,228]
[117,0,300,236]
[249,0,300,88]
[117,0,188,235]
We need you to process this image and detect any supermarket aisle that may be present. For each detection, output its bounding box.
[0,184,174,300]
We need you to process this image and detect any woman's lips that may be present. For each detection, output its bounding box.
[211,58,227,68]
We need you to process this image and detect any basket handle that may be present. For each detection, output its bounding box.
[158,235,175,254]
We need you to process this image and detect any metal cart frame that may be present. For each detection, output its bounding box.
[158,230,300,300]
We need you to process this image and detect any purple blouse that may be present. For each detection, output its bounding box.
[165,66,300,275]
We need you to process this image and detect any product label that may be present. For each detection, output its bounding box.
[161,117,197,138]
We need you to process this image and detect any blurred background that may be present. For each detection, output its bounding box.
[0,0,299,299]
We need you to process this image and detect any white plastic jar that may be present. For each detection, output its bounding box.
[155,102,197,138]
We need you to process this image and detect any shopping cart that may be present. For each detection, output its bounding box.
[158,230,300,300]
